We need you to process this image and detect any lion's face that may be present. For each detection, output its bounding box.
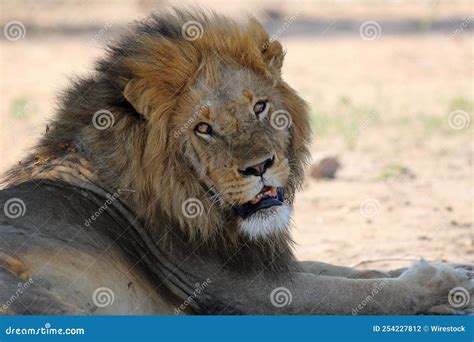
[120,13,310,246]
[176,66,293,240]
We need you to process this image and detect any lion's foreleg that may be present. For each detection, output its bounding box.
[210,272,415,314]
[201,261,472,315]
[298,261,406,279]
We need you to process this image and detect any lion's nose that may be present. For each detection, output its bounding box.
[239,155,275,177]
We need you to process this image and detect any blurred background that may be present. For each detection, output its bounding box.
[1,0,473,270]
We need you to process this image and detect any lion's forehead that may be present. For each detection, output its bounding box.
[194,64,275,100]
[188,74,280,127]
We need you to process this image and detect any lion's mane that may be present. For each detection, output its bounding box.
[3,9,311,271]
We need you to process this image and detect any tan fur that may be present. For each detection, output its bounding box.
[120,16,309,242]
[0,253,32,281]
[1,9,472,316]
[3,10,310,267]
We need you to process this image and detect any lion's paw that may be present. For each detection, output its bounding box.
[399,260,473,315]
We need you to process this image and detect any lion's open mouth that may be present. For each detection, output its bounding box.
[234,186,284,219]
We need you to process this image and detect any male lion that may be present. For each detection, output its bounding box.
[0,10,472,315]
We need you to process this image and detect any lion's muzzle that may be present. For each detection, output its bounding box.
[234,186,284,219]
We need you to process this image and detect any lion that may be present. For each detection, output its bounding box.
[0,9,472,315]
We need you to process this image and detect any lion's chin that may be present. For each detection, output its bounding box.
[238,204,292,240]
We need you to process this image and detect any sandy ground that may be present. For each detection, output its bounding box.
[1,1,473,271]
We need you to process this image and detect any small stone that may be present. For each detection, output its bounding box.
[310,156,340,179]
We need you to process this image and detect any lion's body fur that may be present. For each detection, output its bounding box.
[1,9,472,316]
[0,180,184,314]
[0,9,312,314]
[3,9,311,273]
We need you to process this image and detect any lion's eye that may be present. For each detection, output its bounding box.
[195,123,213,135]
[253,101,267,115]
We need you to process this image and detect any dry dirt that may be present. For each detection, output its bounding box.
[1,1,473,272]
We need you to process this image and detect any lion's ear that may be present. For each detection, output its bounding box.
[124,78,152,117]
[262,40,285,75]
[248,17,285,74]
